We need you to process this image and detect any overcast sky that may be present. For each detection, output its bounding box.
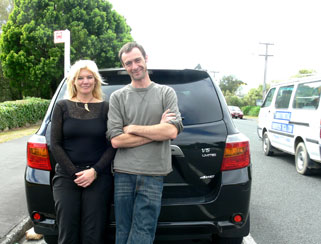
[109,0,321,89]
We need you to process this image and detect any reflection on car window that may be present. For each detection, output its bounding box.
[57,78,222,126]
[293,80,321,110]
[169,78,222,125]
[275,86,294,109]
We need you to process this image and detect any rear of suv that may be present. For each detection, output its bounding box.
[25,68,251,244]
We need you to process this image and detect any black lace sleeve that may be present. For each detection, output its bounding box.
[50,100,78,177]
[91,142,116,175]
[91,101,117,175]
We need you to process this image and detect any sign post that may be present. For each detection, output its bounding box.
[54,30,71,77]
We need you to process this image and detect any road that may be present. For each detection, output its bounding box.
[234,118,321,244]
[0,135,30,243]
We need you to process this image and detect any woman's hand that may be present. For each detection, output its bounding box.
[74,168,97,188]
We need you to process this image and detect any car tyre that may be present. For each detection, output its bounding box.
[263,132,274,156]
[295,142,312,175]
[212,236,243,244]
[44,235,58,244]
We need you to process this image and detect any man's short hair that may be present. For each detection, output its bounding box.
[118,42,147,64]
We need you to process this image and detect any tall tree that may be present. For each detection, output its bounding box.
[0,0,133,99]
[219,75,245,95]
[243,85,265,106]
[0,63,12,102]
[0,0,13,32]
[0,0,14,101]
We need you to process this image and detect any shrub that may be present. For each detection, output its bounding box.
[0,97,50,131]
[240,106,260,116]
[241,106,252,115]
[248,106,260,116]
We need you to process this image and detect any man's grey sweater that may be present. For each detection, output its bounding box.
[107,82,183,176]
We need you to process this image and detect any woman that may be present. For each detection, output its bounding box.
[51,60,115,244]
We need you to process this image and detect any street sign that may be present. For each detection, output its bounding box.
[54,30,70,77]
[54,30,67,43]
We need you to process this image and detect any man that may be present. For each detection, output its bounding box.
[107,42,183,244]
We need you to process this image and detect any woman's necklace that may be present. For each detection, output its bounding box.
[76,96,94,112]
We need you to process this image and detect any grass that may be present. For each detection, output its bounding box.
[244,115,258,120]
[0,124,40,144]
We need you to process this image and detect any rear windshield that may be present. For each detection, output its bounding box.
[102,78,223,125]
[56,72,223,126]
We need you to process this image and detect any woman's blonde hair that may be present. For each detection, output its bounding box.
[66,60,104,100]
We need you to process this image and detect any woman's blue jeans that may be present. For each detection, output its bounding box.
[114,172,164,244]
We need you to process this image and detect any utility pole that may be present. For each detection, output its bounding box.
[209,70,219,83]
[259,42,274,98]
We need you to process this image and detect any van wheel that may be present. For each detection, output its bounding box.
[212,236,243,244]
[263,132,274,156]
[295,142,312,175]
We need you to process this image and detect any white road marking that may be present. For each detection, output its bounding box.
[243,233,257,244]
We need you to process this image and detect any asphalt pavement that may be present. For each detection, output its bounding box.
[0,135,33,244]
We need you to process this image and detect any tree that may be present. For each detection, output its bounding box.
[224,90,244,107]
[291,69,316,78]
[0,63,12,102]
[0,0,14,101]
[0,0,133,99]
[243,85,264,106]
[0,0,13,32]
[219,75,245,96]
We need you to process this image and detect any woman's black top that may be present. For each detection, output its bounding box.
[50,99,116,177]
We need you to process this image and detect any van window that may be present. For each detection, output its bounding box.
[262,88,276,107]
[293,81,321,110]
[275,85,294,109]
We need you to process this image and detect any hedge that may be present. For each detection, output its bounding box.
[0,97,50,131]
[241,106,261,116]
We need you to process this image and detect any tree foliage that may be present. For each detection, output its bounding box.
[0,0,133,99]
[243,85,266,106]
[0,0,14,101]
[291,69,316,78]
[0,0,13,31]
[219,75,245,96]
[0,63,12,102]
[224,90,244,107]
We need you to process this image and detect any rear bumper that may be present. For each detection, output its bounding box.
[26,166,251,240]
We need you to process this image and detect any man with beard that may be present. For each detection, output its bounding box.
[107,42,183,244]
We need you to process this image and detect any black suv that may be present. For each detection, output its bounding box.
[25,68,251,244]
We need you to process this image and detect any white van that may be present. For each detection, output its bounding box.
[257,76,321,175]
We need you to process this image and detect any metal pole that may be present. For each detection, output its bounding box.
[64,29,70,77]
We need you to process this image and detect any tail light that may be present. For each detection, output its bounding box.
[231,213,244,225]
[32,212,43,222]
[27,135,51,171]
[221,133,250,171]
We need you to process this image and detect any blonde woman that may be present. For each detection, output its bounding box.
[51,60,115,244]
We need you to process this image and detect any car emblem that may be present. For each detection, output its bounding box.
[200,175,215,179]
[201,148,216,157]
